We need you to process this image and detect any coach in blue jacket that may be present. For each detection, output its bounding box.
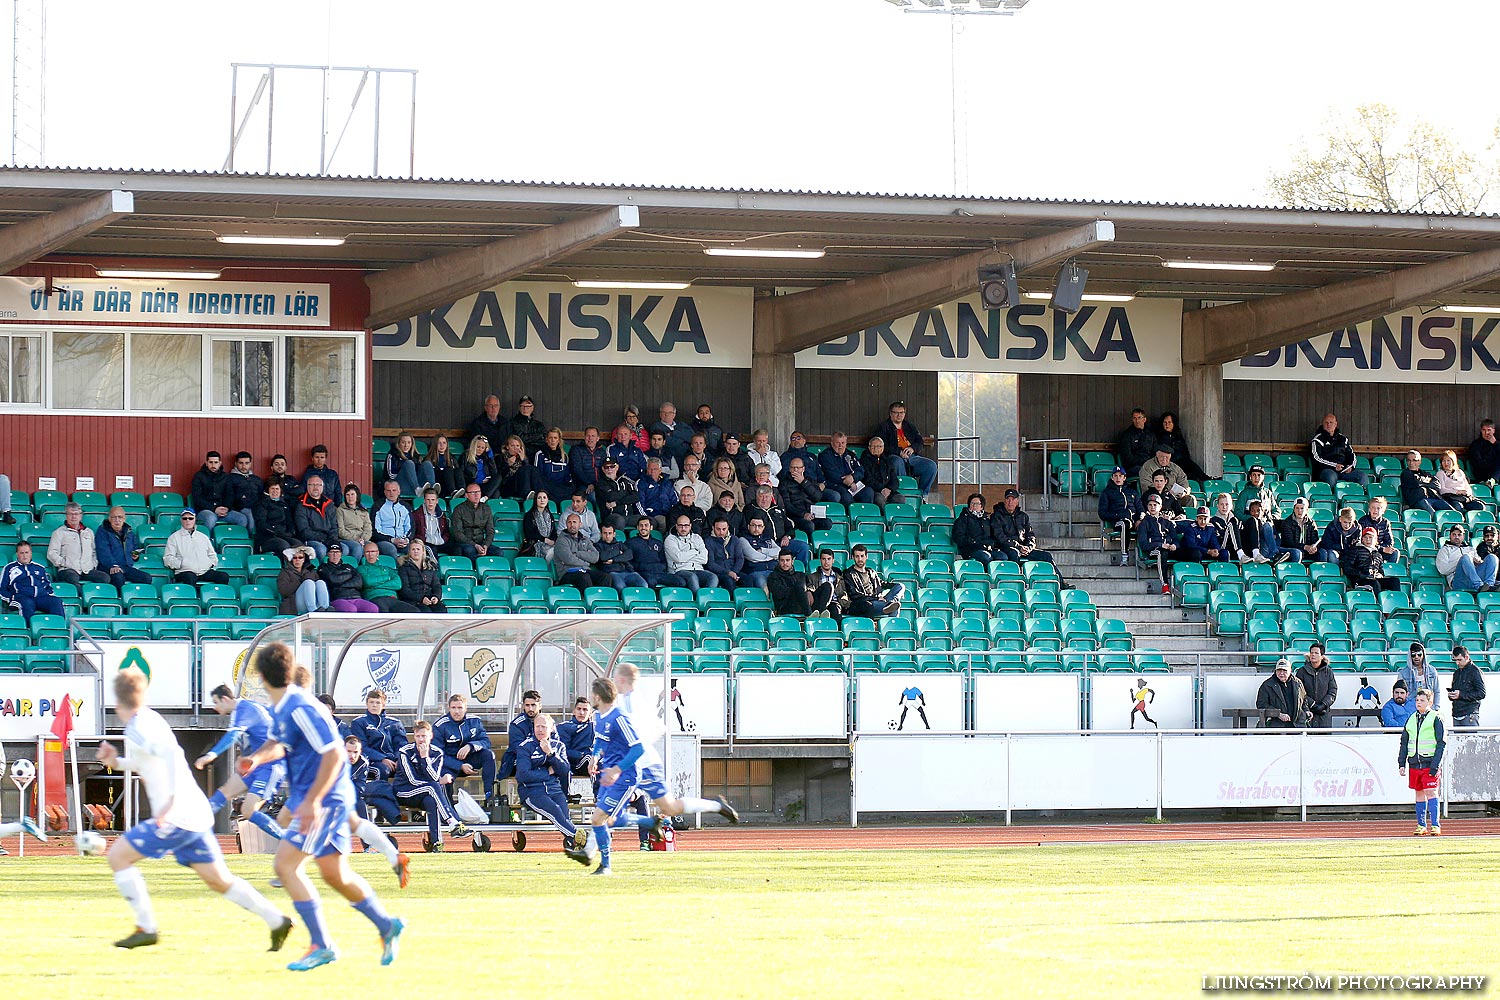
[350,688,410,777]
[498,689,544,780]
[433,692,496,808]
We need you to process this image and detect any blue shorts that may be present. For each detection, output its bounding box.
[123,821,223,868]
[596,764,668,818]
[284,799,352,858]
[243,761,285,801]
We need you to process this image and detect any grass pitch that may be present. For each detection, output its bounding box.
[2,837,1498,998]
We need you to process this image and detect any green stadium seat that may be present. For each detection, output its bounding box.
[148,492,185,515]
[81,581,123,617]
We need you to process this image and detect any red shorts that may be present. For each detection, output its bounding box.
[1408,767,1438,791]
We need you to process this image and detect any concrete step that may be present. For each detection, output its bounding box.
[1091,591,1172,607]
[1070,579,1159,596]
[1108,608,1193,624]
[1123,618,1207,634]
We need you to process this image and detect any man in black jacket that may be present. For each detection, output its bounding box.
[767,550,811,616]
[781,458,828,537]
[1447,645,1487,727]
[190,451,234,531]
[1115,408,1156,480]
[1311,412,1369,487]
[991,490,1054,567]
[1256,658,1307,728]
[227,451,264,536]
[1470,419,1500,485]
[1295,643,1338,728]
[874,401,937,497]
[507,395,547,456]
[468,394,508,446]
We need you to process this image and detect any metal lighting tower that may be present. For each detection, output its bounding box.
[881,0,1032,196]
[10,0,45,166]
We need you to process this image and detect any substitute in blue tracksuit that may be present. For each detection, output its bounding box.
[350,688,409,778]
[433,693,497,807]
[556,697,596,776]
[393,721,473,850]
[498,689,544,780]
[515,714,581,846]
[345,734,400,824]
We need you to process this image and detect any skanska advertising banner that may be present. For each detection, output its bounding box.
[1226,309,1500,383]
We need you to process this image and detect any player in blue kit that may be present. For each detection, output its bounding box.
[586,677,737,875]
[238,642,405,972]
[195,684,286,843]
[98,669,294,951]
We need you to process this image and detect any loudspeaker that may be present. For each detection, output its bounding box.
[977,263,1018,310]
[1051,260,1089,313]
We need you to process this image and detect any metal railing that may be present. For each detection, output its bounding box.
[933,435,1019,506]
[1022,437,1076,532]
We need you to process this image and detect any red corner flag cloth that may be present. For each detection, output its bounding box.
[49,692,73,745]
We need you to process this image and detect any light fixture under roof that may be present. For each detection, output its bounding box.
[1162,260,1275,272]
[95,267,222,280]
[1441,305,1500,315]
[217,233,347,247]
[1023,292,1135,303]
[573,280,692,290]
[704,247,826,259]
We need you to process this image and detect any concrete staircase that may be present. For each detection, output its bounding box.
[1027,496,1242,672]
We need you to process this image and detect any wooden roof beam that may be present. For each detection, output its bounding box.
[0,190,133,273]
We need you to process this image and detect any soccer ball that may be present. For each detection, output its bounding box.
[685,721,698,733]
[76,830,106,856]
[8,758,35,786]
[887,720,899,730]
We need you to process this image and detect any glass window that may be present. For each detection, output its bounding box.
[286,336,356,413]
[130,333,202,411]
[53,331,124,409]
[0,334,41,404]
[212,338,273,408]
[939,371,1018,485]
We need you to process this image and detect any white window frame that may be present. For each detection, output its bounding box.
[208,333,277,413]
[0,330,43,406]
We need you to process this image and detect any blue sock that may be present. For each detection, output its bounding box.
[293,898,329,950]
[208,789,227,811]
[1415,801,1426,824]
[612,813,653,829]
[248,811,284,840]
[1427,800,1440,827]
[352,895,394,936]
[592,824,611,867]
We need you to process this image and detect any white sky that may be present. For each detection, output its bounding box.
[24,0,1500,205]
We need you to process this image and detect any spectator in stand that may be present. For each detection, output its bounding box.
[190,451,234,531]
[1448,646,1486,727]
[1319,506,1361,564]
[1435,450,1484,512]
[782,431,824,487]
[876,401,938,497]
[321,545,377,613]
[720,433,755,485]
[358,543,420,613]
[371,479,413,560]
[254,480,300,555]
[736,514,781,590]
[595,523,647,590]
[1138,495,1180,595]
[692,404,724,455]
[397,537,446,612]
[781,458,828,536]
[746,485,811,565]
[1358,496,1399,563]
[1342,526,1399,591]
[1381,680,1415,729]
[265,453,301,501]
[807,549,849,620]
[1256,658,1307,728]
[293,474,341,559]
[665,487,706,536]
[351,688,408,778]
[1242,499,1290,564]
[767,550,810,616]
[467,394,508,448]
[750,459,781,505]
[226,451,262,536]
[1480,524,1500,561]
[557,697,595,776]
[1401,642,1441,704]
[665,515,716,592]
[1400,451,1451,513]
[1212,492,1249,562]
[301,444,341,501]
[819,432,875,506]
[628,515,674,587]
[568,426,606,498]
[384,433,434,498]
[0,541,65,621]
[595,459,641,532]
[163,510,228,585]
[707,489,745,537]
[337,484,374,558]
[1311,413,1368,487]
[1469,419,1500,485]
[450,483,495,559]
[705,518,745,592]
[1239,465,1280,520]
[412,488,461,557]
[676,455,713,513]
[606,424,648,483]
[637,458,678,533]
[843,543,904,618]
[745,429,782,487]
[0,472,13,524]
[1143,470,1190,520]
[861,436,906,510]
[954,493,999,564]
[706,457,745,510]
[1177,507,1221,562]
[650,402,694,464]
[533,427,573,496]
[47,503,109,586]
[95,506,151,591]
[277,546,329,614]
[646,435,683,486]
[495,435,536,500]
[1116,408,1157,480]
[1276,497,1322,563]
[428,434,465,498]
[1296,644,1338,729]
[463,435,502,499]
[683,433,713,477]
[1436,525,1498,592]
[1098,468,1143,564]
[434,694,497,810]
[991,489,1055,568]
[1151,411,1206,481]
[554,512,603,592]
[1137,447,1190,498]
[621,404,650,452]
[507,395,547,456]
[523,489,558,562]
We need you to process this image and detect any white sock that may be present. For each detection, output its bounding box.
[113,868,158,934]
[678,796,723,816]
[0,822,20,837]
[354,819,401,866]
[223,876,285,929]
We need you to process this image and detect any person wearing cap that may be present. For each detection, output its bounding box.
[1437,524,1499,592]
[706,487,745,537]
[1311,412,1369,487]
[1137,446,1189,497]
[1137,493,1180,596]
[1295,643,1338,729]
[1115,407,1156,480]
[276,546,329,614]
[720,432,756,485]
[1398,687,1446,836]
[875,401,938,497]
[1275,497,1321,562]
[596,458,642,532]
[1256,659,1307,728]
[1357,496,1398,561]
[1447,646,1487,728]
[505,395,546,456]
[163,509,229,585]
[1381,679,1415,729]
[1400,643,1441,704]
[1238,464,1280,520]
[991,489,1055,569]
[1341,526,1398,591]
[1478,524,1500,561]
[1098,467,1143,564]
[1318,506,1361,564]
[1178,507,1220,562]
[955,493,1000,565]
[1399,450,1452,514]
